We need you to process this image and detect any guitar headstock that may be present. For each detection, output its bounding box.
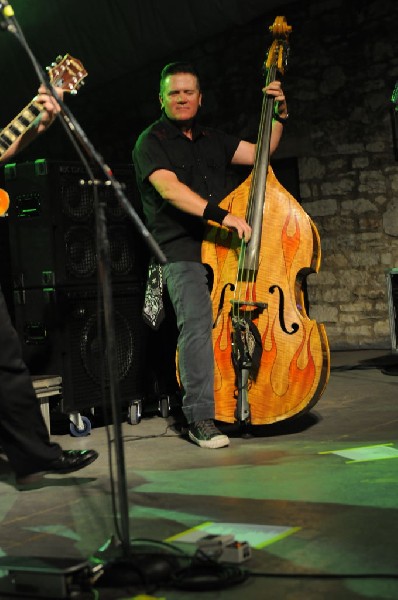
[47,53,88,94]
[265,16,292,75]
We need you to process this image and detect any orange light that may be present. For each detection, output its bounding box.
[0,189,10,216]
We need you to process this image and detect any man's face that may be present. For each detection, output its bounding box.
[159,72,202,122]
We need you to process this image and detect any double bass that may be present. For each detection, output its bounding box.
[202,16,330,425]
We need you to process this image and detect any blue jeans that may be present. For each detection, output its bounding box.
[162,261,214,424]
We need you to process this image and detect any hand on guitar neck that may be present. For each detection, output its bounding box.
[0,54,87,215]
[33,84,64,134]
[0,86,60,215]
[0,86,63,163]
[0,53,87,162]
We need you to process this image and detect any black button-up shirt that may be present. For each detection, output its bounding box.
[133,113,240,262]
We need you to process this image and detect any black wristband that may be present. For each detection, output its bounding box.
[273,112,289,124]
[203,202,229,224]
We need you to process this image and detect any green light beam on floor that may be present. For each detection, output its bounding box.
[129,504,210,527]
[319,443,398,462]
[131,460,398,509]
[23,525,81,541]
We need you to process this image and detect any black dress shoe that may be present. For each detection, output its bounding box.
[16,449,99,486]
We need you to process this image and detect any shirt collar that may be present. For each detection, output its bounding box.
[160,112,205,140]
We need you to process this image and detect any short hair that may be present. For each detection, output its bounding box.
[159,62,201,95]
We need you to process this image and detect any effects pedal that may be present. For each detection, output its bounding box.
[196,535,251,563]
[219,540,252,563]
[196,534,235,549]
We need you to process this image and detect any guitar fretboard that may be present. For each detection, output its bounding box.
[0,99,43,157]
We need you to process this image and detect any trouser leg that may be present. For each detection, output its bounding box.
[0,287,61,475]
[163,262,214,424]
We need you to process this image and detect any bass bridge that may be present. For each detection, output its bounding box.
[230,300,267,422]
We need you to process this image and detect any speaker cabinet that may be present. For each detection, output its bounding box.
[13,284,147,413]
[387,268,398,352]
[4,159,147,288]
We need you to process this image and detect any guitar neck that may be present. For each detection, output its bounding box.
[0,54,87,160]
[0,98,43,157]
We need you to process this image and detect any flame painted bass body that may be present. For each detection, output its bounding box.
[202,17,330,425]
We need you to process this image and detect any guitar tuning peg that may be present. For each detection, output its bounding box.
[56,55,62,63]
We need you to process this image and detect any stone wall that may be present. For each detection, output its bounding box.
[201,0,398,350]
[287,0,398,349]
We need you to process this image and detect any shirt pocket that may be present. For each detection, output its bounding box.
[168,157,195,185]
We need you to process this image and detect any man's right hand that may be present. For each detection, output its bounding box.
[222,213,252,242]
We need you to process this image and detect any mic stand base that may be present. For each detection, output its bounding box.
[92,535,181,589]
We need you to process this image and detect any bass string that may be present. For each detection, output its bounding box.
[232,240,257,319]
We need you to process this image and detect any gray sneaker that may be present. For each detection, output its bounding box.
[188,420,230,449]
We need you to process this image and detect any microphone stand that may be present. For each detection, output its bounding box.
[1,0,167,580]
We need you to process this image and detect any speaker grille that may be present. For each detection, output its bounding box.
[109,226,134,275]
[4,160,147,287]
[61,180,94,221]
[80,308,135,383]
[65,226,97,278]
[14,285,147,411]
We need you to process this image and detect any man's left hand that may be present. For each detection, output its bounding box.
[35,85,64,133]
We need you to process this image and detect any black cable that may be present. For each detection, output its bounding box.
[129,538,188,556]
[331,364,381,372]
[171,560,248,591]
[93,538,398,594]
[122,423,182,442]
[246,569,398,580]
[123,433,180,441]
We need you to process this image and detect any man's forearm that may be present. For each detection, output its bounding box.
[0,125,40,164]
[149,170,208,217]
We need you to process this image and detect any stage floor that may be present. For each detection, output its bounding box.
[1,349,398,599]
